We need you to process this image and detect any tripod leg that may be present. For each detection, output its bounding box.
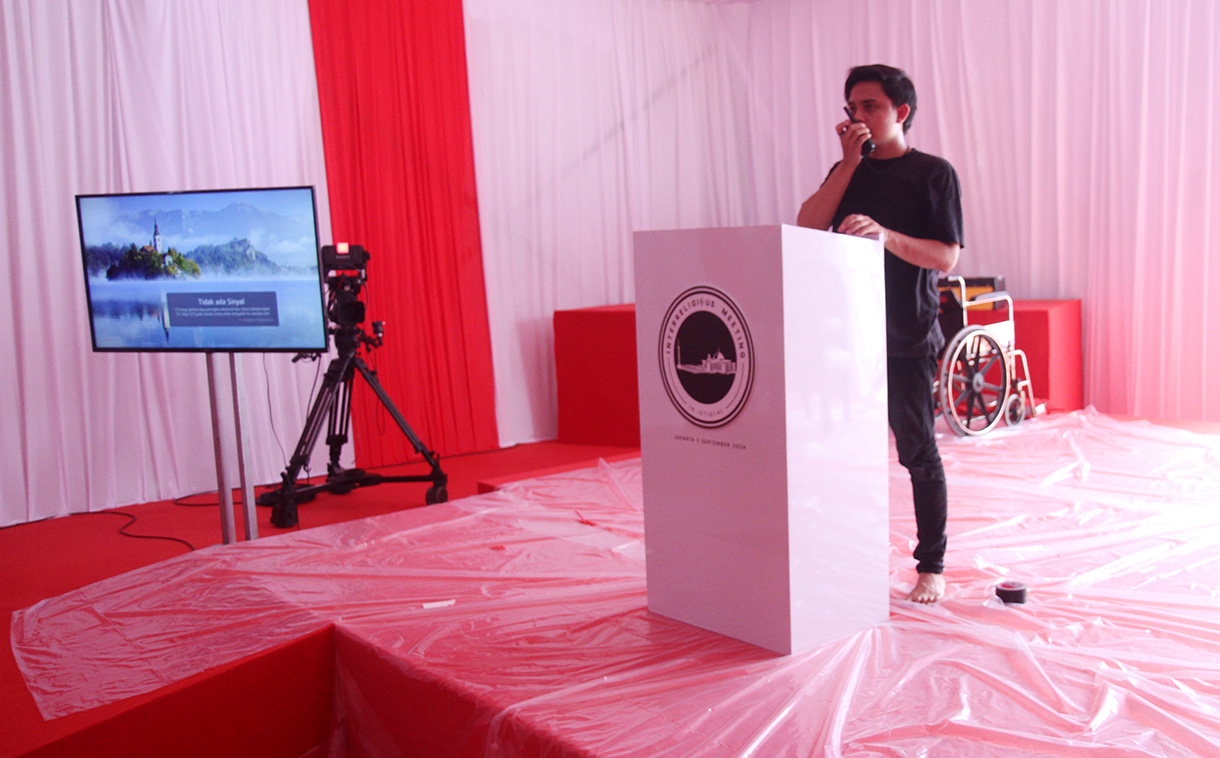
[263,353,351,527]
[324,369,357,487]
[352,357,449,503]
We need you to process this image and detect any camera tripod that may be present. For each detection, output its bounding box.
[258,300,448,529]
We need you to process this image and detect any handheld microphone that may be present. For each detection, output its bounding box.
[843,106,875,157]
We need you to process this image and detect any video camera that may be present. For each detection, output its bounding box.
[322,242,370,271]
[268,239,447,526]
[321,243,369,328]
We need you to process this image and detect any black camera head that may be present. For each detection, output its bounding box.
[321,243,370,272]
[321,243,369,328]
[328,289,365,327]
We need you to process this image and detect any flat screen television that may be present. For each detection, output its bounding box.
[76,186,328,353]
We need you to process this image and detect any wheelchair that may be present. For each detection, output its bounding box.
[934,276,1040,436]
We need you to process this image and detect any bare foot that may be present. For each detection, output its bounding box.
[908,572,945,604]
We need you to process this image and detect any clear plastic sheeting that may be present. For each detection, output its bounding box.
[12,409,1220,756]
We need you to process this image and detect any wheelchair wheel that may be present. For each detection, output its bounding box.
[1006,393,1027,426]
[939,326,1010,436]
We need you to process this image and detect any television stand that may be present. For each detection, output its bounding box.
[205,352,259,543]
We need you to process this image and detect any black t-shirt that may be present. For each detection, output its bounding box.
[828,149,964,358]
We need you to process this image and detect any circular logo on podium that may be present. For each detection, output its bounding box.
[658,286,754,428]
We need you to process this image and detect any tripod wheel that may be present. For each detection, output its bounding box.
[426,485,448,505]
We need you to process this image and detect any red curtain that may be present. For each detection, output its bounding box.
[308,0,498,467]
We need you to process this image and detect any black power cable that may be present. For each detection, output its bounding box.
[0,510,195,552]
[108,510,196,552]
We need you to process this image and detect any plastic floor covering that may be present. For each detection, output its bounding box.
[11,409,1220,756]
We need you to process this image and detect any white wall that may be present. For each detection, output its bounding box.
[466,0,1220,445]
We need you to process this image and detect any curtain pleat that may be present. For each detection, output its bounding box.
[307,0,499,467]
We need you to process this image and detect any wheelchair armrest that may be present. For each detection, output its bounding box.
[961,290,1015,330]
[967,290,1013,306]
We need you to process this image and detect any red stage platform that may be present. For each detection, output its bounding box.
[554,304,640,447]
[13,412,1220,756]
[1012,299,1083,411]
[970,298,1084,412]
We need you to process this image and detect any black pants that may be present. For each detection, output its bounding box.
[887,354,947,574]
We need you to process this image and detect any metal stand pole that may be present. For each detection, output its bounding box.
[204,352,259,544]
[229,353,258,541]
[206,352,237,544]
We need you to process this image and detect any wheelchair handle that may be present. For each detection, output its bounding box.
[968,290,1013,308]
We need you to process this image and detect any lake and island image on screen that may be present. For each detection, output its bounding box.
[77,187,328,352]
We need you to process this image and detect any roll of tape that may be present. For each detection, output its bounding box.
[996,580,1027,604]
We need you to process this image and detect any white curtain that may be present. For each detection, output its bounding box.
[464,0,759,445]
[466,0,1220,446]
[0,0,332,526]
[6,0,1219,525]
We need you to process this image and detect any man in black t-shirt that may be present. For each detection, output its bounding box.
[797,64,963,604]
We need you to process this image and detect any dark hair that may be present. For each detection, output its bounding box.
[845,64,917,132]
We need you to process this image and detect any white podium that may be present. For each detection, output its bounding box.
[633,225,889,655]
